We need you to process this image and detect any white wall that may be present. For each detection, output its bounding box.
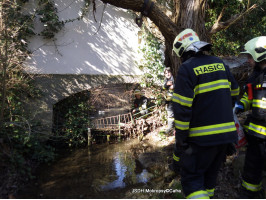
[24,0,143,76]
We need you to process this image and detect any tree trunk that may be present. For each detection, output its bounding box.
[174,0,208,41]
[0,51,7,127]
[164,0,208,76]
[0,2,6,127]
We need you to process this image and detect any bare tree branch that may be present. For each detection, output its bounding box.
[209,4,258,35]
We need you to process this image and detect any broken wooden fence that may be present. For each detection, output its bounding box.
[87,105,158,146]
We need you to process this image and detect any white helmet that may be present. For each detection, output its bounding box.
[240,36,266,62]
[134,89,142,95]
[173,29,211,58]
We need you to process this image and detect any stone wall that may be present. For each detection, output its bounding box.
[25,74,141,135]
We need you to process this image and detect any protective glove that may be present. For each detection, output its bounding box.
[234,102,244,114]
[169,129,190,173]
[169,150,182,174]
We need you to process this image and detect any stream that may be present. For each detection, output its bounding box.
[16,138,159,199]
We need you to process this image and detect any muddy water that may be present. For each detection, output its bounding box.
[17,139,154,199]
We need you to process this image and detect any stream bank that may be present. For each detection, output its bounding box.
[15,126,254,199]
[13,123,266,199]
[16,129,182,199]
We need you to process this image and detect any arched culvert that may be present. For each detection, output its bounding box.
[51,83,137,146]
[52,90,91,147]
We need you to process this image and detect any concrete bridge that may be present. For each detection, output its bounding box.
[24,74,140,135]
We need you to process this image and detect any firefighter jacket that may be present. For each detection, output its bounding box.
[133,96,149,113]
[173,54,239,146]
[239,67,266,139]
[163,76,175,102]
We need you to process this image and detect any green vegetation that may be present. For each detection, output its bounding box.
[53,91,91,147]
[37,0,64,39]
[0,0,52,186]
[137,29,165,87]
[37,0,91,39]
[0,0,92,197]
[206,0,266,56]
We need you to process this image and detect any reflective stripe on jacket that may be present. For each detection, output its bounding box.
[239,69,266,138]
[173,54,239,146]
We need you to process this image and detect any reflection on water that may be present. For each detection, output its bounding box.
[101,152,149,191]
[17,139,151,199]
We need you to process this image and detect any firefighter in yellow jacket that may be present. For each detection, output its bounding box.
[235,36,266,199]
[172,29,239,198]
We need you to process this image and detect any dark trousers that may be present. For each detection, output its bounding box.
[241,135,266,197]
[181,143,228,197]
